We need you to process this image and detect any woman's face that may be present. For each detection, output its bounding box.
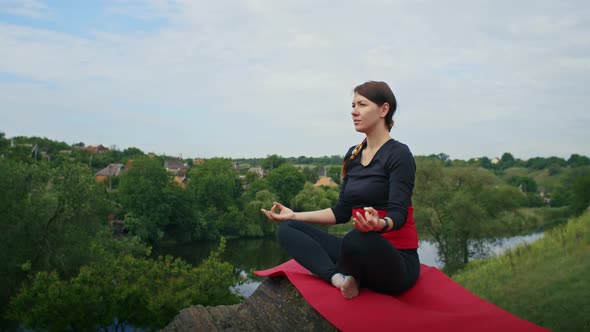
[351,93,388,133]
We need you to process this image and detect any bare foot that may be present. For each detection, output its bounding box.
[341,275,359,299]
[331,273,346,288]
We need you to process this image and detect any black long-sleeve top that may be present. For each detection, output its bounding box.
[331,139,416,230]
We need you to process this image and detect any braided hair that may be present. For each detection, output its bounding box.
[340,138,367,179]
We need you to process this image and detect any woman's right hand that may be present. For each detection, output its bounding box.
[261,202,295,222]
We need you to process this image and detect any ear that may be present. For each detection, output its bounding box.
[379,103,390,118]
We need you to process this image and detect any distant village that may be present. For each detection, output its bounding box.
[88,144,339,190]
[5,136,582,208]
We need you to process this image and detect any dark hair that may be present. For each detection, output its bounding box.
[353,81,397,131]
[341,81,397,179]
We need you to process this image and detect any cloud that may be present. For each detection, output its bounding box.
[1,0,589,159]
[0,0,50,18]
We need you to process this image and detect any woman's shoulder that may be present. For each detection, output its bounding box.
[383,139,413,156]
[381,139,415,166]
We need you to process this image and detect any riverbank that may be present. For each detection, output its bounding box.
[231,232,545,297]
[452,212,590,331]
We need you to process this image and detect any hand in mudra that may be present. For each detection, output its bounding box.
[261,202,295,222]
[352,207,381,232]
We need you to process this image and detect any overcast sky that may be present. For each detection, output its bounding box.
[1,0,588,160]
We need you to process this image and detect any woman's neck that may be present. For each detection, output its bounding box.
[365,128,391,151]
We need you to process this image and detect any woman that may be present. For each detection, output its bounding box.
[261,81,419,299]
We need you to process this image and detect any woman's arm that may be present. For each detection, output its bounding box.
[294,208,337,225]
[261,202,337,225]
[385,144,416,230]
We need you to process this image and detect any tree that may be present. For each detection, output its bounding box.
[242,178,272,202]
[427,153,451,166]
[7,240,241,331]
[507,176,538,193]
[122,146,144,158]
[479,156,493,169]
[413,159,525,273]
[500,152,516,169]
[327,165,342,185]
[0,132,9,155]
[188,158,242,213]
[292,182,334,212]
[261,154,287,171]
[118,157,172,243]
[242,190,280,237]
[550,167,590,209]
[0,159,111,312]
[266,164,306,205]
[571,173,590,215]
[301,166,320,183]
[567,154,590,167]
[185,158,243,238]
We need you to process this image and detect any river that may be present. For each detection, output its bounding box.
[155,232,544,297]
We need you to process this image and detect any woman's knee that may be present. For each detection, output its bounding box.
[341,230,380,255]
[276,219,299,243]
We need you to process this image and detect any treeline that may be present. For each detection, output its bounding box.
[234,154,344,166]
[421,152,590,170]
[5,134,589,171]
[1,132,590,329]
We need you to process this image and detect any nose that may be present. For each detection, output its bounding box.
[351,106,359,116]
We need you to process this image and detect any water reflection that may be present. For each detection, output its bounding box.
[156,232,544,298]
[417,232,544,269]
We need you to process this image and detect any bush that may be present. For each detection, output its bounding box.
[7,239,241,331]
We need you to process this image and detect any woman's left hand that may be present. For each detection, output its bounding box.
[352,207,381,232]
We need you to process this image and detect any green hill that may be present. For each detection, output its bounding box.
[452,212,590,331]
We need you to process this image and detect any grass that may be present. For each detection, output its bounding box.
[508,206,574,232]
[452,212,590,331]
[500,165,590,193]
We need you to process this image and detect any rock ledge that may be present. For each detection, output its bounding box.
[162,276,338,331]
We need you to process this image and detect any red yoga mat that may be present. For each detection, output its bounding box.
[255,260,548,332]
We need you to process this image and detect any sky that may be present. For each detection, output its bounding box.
[1,0,589,160]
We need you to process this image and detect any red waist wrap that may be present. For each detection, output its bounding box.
[351,206,418,249]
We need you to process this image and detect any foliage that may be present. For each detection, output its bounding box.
[301,166,320,183]
[506,175,538,193]
[567,153,590,167]
[183,158,244,239]
[242,177,272,202]
[235,154,344,167]
[292,182,338,212]
[453,212,590,332]
[426,153,452,166]
[188,158,242,213]
[0,132,9,155]
[11,136,70,157]
[550,166,590,209]
[241,189,280,237]
[266,163,306,204]
[261,154,287,171]
[0,159,111,312]
[7,239,241,331]
[327,165,342,185]
[413,158,526,273]
[118,157,172,243]
[571,173,590,215]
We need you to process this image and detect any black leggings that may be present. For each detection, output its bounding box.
[277,220,420,295]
